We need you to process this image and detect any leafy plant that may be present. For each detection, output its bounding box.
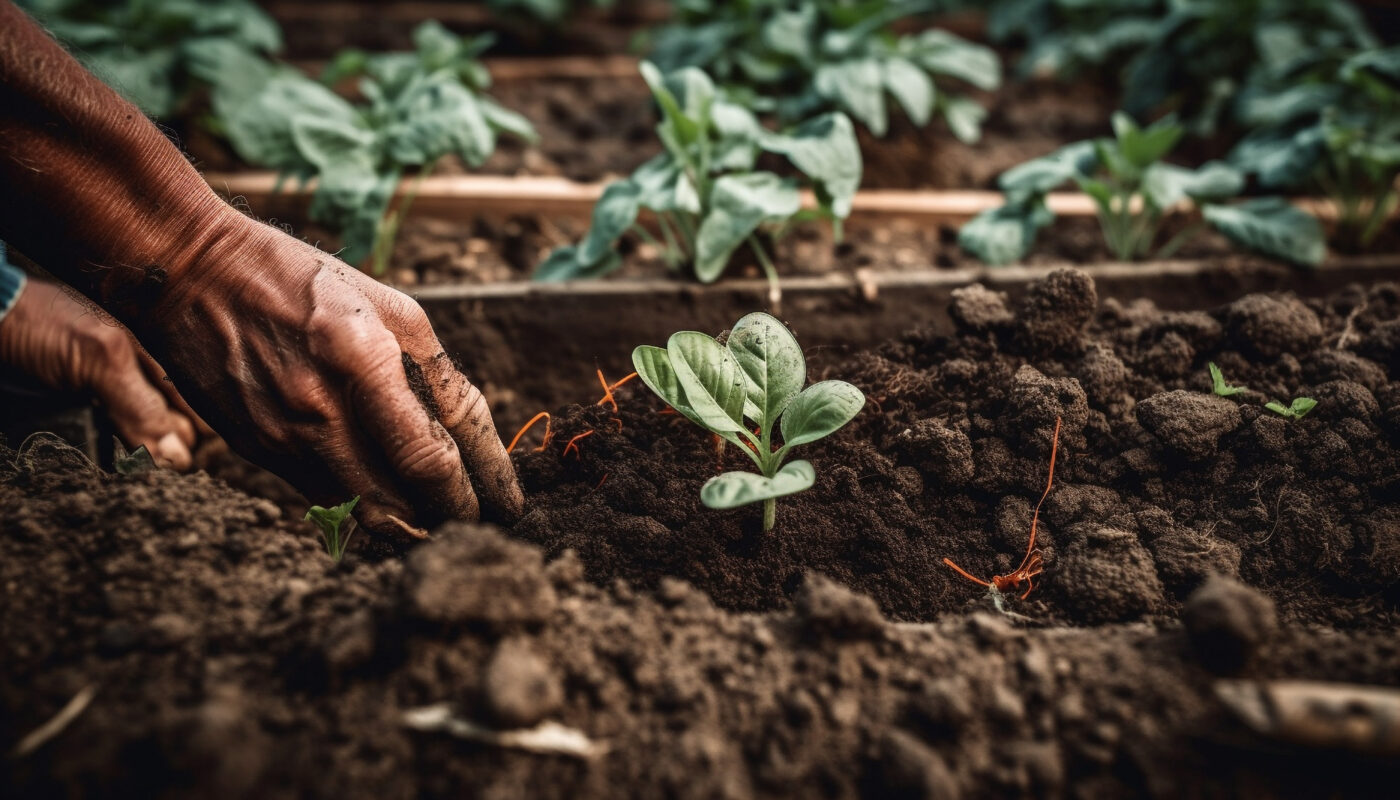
[1230,45,1400,250]
[959,111,1326,267]
[19,0,282,118]
[987,0,1376,138]
[536,62,861,300]
[632,312,864,531]
[1208,362,1246,397]
[646,0,1000,140]
[206,21,536,271]
[304,497,360,561]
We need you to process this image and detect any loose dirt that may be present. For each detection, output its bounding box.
[3,269,1399,797]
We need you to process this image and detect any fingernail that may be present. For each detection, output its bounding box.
[154,431,191,471]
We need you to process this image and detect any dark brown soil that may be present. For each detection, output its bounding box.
[3,270,1399,798]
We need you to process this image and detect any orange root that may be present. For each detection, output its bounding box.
[508,411,552,454]
[563,429,596,459]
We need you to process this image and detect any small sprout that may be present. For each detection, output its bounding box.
[1265,397,1317,420]
[304,497,361,562]
[1208,362,1246,397]
[112,439,156,476]
[633,312,865,532]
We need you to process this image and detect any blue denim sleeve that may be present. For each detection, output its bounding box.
[0,242,26,324]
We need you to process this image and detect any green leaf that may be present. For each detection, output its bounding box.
[631,344,705,428]
[579,181,642,264]
[1265,397,1317,420]
[999,141,1097,202]
[883,56,936,127]
[1203,199,1326,268]
[726,312,805,430]
[815,58,887,136]
[694,173,801,282]
[1114,111,1183,169]
[906,30,1002,91]
[958,202,1053,266]
[304,496,360,561]
[290,116,375,170]
[1208,362,1246,397]
[533,245,622,282]
[1142,161,1245,210]
[480,97,538,142]
[942,96,988,144]
[759,112,862,218]
[779,380,865,448]
[224,74,360,171]
[666,331,749,433]
[762,7,815,63]
[700,460,816,509]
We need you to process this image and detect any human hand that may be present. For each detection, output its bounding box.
[0,279,197,468]
[144,211,523,541]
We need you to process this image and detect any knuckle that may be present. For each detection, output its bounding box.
[394,437,462,485]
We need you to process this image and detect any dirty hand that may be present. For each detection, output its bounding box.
[0,279,197,469]
[146,211,524,540]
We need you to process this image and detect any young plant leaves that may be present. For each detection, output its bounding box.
[1208,362,1247,397]
[702,460,816,509]
[305,496,360,561]
[1265,397,1318,420]
[666,332,749,434]
[1203,199,1326,268]
[780,380,866,448]
[727,311,805,430]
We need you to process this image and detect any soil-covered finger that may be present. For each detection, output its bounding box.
[410,348,524,524]
[348,347,482,526]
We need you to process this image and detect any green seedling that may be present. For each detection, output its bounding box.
[632,312,864,531]
[112,439,156,476]
[647,0,1001,141]
[1208,362,1246,397]
[208,20,535,272]
[536,61,860,302]
[1265,397,1318,420]
[960,111,1326,267]
[304,496,360,562]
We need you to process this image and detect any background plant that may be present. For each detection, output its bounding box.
[632,312,864,531]
[959,112,1326,267]
[304,497,360,562]
[19,0,281,119]
[985,0,1376,138]
[486,0,617,25]
[536,62,861,299]
[205,21,536,271]
[646,0,1000,141]
[1230,45,1400,250]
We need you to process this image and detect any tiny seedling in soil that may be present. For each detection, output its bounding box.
[632,312,865,532]
[112,439,156,476]
[304,497,360,562]
[1265,397,1318,420]
[1208,362,1246,397]
[944,417,1062,603]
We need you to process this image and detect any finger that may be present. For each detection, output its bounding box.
[347,341,482,526]
[135,346,214,440]
[376,291,523,523]
[413,347,525,524]
[94,351,196,471]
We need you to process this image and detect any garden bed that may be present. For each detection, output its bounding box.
[3,268,1399,797]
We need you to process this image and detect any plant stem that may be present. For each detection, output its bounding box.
[762,498,776,532]
[747,235,782,309]
[370,159,437,276]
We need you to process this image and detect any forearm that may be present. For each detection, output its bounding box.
[0,1,237,325]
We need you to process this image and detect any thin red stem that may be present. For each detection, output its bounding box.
[507,411,552,454]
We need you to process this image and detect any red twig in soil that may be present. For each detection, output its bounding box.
[563,429,596,459]
[944,416,1062,600]
[507,411,553,454]
[595,370,637,413]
